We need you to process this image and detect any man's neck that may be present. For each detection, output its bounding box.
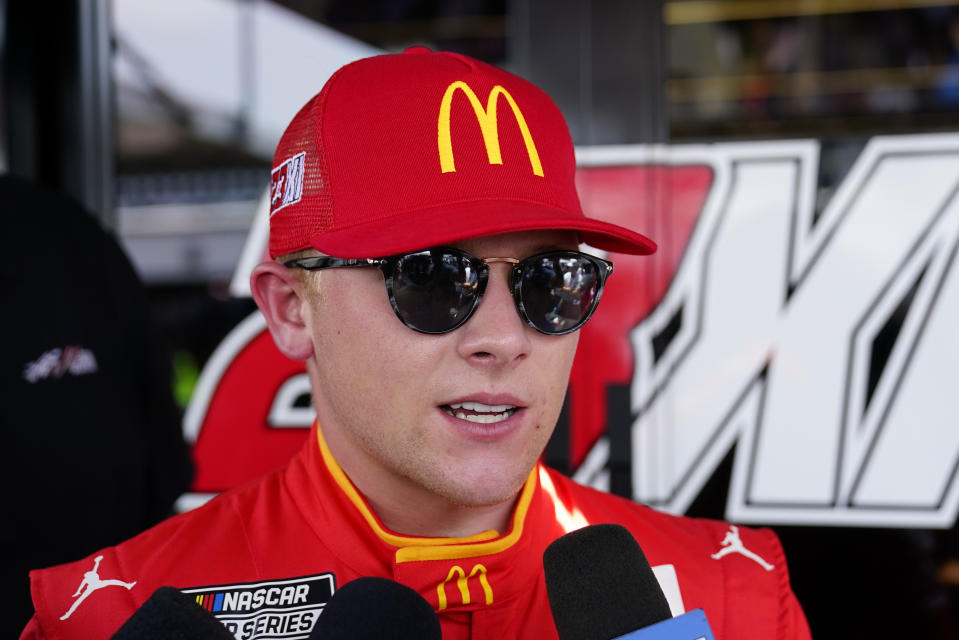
[317,423,523,539]
[364,485,519,539]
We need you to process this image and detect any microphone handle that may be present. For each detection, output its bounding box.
[612,609,715,640]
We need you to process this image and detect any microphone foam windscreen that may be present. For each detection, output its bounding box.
[110,586,234,640]
[309,576,442,640]
[543,523,672,640]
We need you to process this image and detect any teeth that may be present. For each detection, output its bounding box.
[456,412,509,424]
[448,401,515,412]
[443,401,519,424]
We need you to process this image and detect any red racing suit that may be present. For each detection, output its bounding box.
[23,425,810,639]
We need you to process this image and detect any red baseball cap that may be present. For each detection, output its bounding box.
[268,47,656,259]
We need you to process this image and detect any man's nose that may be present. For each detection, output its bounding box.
[455,265,532,368]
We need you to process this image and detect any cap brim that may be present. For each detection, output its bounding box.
[310,200,657,258]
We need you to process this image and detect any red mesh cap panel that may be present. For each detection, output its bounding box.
[269,92,333,258]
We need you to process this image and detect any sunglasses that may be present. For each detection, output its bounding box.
[284,247,614,335]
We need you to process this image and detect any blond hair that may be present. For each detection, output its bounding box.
[275,249,326,290]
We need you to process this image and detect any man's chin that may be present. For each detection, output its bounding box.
[432,473,529,512]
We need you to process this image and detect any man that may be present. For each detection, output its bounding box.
[23,48,809,639]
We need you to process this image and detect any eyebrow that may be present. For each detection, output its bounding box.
[529,239,584,254]
[455,234,581,258]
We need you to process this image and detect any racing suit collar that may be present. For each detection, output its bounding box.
[285,422,559,613]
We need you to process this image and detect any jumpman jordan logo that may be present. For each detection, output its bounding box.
[710,525,774,571]
[60,555,137,621]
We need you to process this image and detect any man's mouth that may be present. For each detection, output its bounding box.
[440,401,520,424]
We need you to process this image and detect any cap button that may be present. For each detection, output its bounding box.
[403,45,433,54]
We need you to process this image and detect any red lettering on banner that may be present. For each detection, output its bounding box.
[570,165,712,466]
[189,323,308,493]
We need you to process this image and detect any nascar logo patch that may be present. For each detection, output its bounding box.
[181,573,334,640]
[270,151,306,216]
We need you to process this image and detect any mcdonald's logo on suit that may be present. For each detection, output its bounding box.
[436,564,494,611]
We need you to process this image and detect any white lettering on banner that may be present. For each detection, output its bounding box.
[268,374,315,428]
[577,135,959,528]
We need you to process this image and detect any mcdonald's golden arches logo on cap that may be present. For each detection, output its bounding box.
[437,81,544,177]
[436,564,493,611]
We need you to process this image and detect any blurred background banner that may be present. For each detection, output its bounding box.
[5,0,959,636]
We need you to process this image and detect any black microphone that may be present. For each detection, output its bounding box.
[543,524,715,640]
[309,576,442,639]
[110,586,234,639]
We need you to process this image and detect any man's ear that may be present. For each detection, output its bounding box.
[250,261,314,361]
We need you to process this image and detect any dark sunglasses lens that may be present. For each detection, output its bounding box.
[520,254,602,334]
[390,251,481,333]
